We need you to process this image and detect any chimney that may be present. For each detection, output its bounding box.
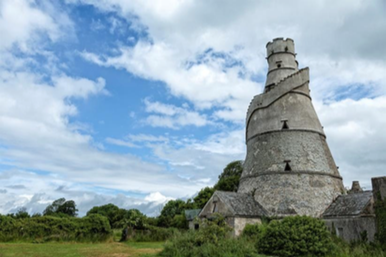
[372,176,386,202]
[349,181,363,194]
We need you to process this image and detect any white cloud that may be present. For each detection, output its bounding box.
[77,0,386,121]
[0,170,172,216]
[2,0,386,215]
[0,0,73,52]
[148,129,245,185]
[144,192,174,204]
[143,99,212,129]
[316,96,386,189]
[75,0,386,191]
[105,137,139,148]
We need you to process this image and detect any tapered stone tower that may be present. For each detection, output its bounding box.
[238,38,345,217]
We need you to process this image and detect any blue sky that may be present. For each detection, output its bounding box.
[1,0,386,216]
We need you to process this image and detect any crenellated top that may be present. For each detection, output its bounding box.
[266,38,295,57]
[265,37,298,87]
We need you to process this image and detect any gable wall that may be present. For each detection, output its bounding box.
[324,217,376,242]
[199,196,233,218]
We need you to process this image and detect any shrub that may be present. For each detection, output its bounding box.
[121,225,179,242]
[242,223,262,240]
[160,233,258,257]
[257,216,333,257]
[158,216,260,257]
[0,214,112,242]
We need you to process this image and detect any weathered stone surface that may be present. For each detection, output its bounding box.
[265,38,298,86]
[242,131,340,177]
[198,191,265,236]
[239,174,343,217]
[348,181,363,194]
[323,191,373,218]
[234,217,261,236]
[324,217,376,242]
[198,38,382,242]
[199,191,268,218]
[372,176,386,201]
[239,38,345,217]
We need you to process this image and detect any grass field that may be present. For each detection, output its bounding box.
[0,241,164,257]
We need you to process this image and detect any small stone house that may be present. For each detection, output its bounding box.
[184,209,201,230]
[323,190,376,242]
[199,191,268,236]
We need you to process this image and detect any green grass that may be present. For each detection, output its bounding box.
[0,242,164,257]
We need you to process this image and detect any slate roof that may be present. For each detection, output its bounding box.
[184,209,201,221]
[322,191,373,218]
[215,191,268,217]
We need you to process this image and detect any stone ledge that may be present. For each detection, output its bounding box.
[240,171,343,181]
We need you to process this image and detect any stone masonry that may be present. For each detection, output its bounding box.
[238,38,345,217]
[199,38,384,242]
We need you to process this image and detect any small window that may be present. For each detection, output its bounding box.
[337,227,343,236]
[285,46,288,52]
[277,64,281,68]
[212,202,217,213]
[281,120,289,129]
[284,160,292,171]
[281,119,289,129]
[194,224,199,230]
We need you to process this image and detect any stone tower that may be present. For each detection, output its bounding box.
[238,38,345,217]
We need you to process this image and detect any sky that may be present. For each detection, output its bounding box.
[0,0,386,217]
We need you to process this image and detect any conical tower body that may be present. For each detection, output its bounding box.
[238,38,344,217]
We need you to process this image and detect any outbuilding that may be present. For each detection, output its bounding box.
[199,191,268,236]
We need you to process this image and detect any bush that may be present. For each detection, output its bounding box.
[158,216,260,257]
[160,233,258,257]
[257,216,333,257]
[242,223,260,237]
[0,214,112,242]
[121,225,179,242]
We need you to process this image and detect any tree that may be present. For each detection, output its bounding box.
[43,198,78,217]
[214,160,243,192]
[158,199,187,227]
[15,207,30,219]
[87,205,147,229]
[193,187,215,209]
[87,204,121,227]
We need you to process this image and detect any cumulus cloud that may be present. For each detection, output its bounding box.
[75,0,386,191]
[2,0,386,216]
[0,0,73,52]
[143,99,212,129]
[316,96,386,189]
[0,170,172,216]
[0,0,209,215]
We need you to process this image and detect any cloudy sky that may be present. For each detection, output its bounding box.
[1,0,386,216]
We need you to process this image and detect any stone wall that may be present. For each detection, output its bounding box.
[242,131,341,178]
[324,216,376,242]
[199,194,233,218]
[239,173,343,217]
[233,217,261,236]
[241,39,344,217]
[372,177,386,201]
[188,220,199,230]
[247,90,324,138]
[265,38,298,86]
